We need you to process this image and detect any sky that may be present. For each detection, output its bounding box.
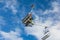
[0,0,60,40]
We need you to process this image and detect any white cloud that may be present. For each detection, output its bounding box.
[46,22,60,40]
[2,0,18,14]
[0,28,23,40]
[43,1,60,14]
[51,1,60,14]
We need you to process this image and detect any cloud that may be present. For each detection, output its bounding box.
[2,0,18,14]
[52,2,60,13]
[25,1,60,40]
[0,28,23,40]
[46,22,60,40]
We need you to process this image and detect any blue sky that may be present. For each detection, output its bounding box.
[0,0,60,40]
